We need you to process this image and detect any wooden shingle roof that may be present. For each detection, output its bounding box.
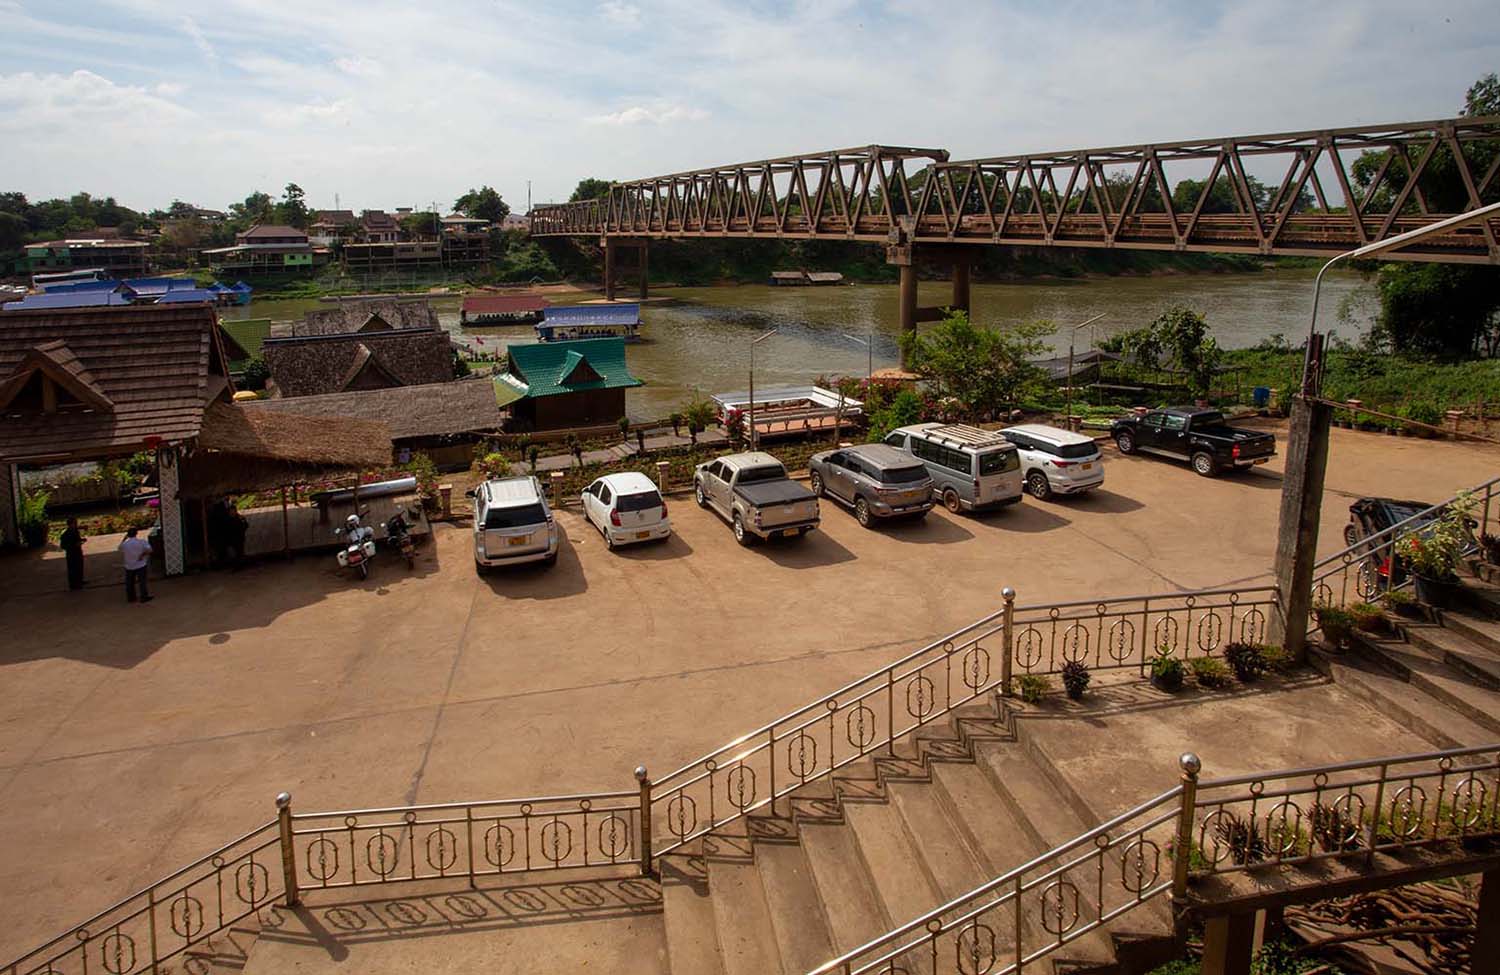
[0,304,229,462]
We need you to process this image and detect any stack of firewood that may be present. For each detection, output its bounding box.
[1285,883,1477,975]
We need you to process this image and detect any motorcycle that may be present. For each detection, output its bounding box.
[384,508,419,569]
[335,512,378,579]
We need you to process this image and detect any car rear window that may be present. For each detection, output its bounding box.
[484,503,547,529]
[978,449,1019,476]
[737,464,786,484]
[616,490,664,512]
[1055,442,1098,460]
[882,465,929,484]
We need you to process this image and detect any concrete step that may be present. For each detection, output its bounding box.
[1391,617,1500,689]
[1434,605,1500,659]
[798,822,891,955]
[660,848,726,975]
[842,799,946,937]
[885,778,991,902]
[928,759,1034,877]
[750,838,838,975]
[166,911,265,973]
[1311,648,1496,749]
[1351,635,1500,736]
[704,833,786,975]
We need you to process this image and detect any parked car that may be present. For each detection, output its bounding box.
[883,423,1023,514]
[1342,496,1476,590]
[470,475,559,573]
[1000,424,1105,500]
[582,471,671,549]
[808,443,934,527]
[1110,407,1276,477]
[694,451,820,545]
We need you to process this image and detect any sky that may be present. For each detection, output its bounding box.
[1,0,1498,215]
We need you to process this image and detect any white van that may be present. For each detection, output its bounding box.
[884,424,1023,514]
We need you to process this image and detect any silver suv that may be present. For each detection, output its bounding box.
[470,476,559,573]
[808,443,934,527]
[1001,424,1105,500]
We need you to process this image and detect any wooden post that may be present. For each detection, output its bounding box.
[1201,914,1256,975]
[199,498,211,570]
[1476,868,1500,975]
[280,486,291,558]
[1270,396,1332,661]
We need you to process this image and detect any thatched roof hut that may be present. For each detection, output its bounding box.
[178,401,392,498]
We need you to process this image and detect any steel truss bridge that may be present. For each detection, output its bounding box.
[531,116,1500,265]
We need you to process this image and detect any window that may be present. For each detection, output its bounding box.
[617,491,664,512]
[1054,441,1099,459]
[599,484,613,505]
[706,462,725,481]
[484,503,547,529]
[882,465,929,484]
[1143,414,1164,429]
[884,433,907,449]
[911,436,972,475]
[587,482,602,499]
[978,449,1019,476]
[1163,415,1188,433]
[1004,433,1032,451]
[827,451,847,467]
[737,464,786,484]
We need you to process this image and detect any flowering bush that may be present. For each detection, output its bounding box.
[1396,493,1473,581]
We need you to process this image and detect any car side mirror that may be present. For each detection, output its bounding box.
[464,489,476,498]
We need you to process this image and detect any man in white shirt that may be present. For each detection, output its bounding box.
[119,527,153,603]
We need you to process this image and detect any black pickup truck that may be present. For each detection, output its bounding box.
[1110,407,1276,477]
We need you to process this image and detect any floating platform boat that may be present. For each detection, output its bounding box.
[534,303,641,342]
[461,293,549,326]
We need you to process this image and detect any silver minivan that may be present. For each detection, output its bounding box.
[471,475,559,573]
[885,423,1023,514]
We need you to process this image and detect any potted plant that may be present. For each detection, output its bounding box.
[1481,532,1500,566]
[1060,659,1091,700]
[1347,601,1385,633]
[18,489,49,548]
[617,415,631,443]
[1379,588,1419,617]
[1016,673,1051,704]
[1149,648,1184,692]
[1222,642,1267,683]
[1396,496,1472,608]
[1189,656,1231,689]
[1314,603,1356,649]
[527,444,540,473]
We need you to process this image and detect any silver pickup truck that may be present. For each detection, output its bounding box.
[694,452,821,545]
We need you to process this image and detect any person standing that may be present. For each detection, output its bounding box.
[119,526,153,604]
[60,517,86,591]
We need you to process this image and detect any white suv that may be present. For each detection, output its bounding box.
[471,476,559,572]
[1000,424,1105,500]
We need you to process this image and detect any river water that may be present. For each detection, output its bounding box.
[227,268,1374,421]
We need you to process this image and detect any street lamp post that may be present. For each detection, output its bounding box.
[1064,313,1105,431]
[748,328,778,451]
[842,331,874,378]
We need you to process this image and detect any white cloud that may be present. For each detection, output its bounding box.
[589,103,709,126]
[178,15,216,62]
[153,81,185,97]
[273,99,352,125]
[599,1,642,28]
[334,55,383,78]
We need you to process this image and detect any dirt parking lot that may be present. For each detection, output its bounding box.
[0,421,1496,958]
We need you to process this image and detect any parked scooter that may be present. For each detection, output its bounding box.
[335,512,377,579]
[384,508,419,569]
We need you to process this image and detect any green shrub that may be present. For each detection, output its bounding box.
[1259,645,1295,673]
[1149,648,1184,691]
[1314,604,1356,647]
[1348,602,1385,632]
[1405,399,1442,428]
[17,489,49,548]
[1222,642,1268,682]
[1379,589,1418,615]
[1189,657,1232,689]
[1016,673,1051,704]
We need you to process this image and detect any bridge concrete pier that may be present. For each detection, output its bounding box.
[602,237,648,302]
[889,242,974,367]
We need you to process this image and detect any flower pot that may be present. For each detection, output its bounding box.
[1151,673,1183,693]
[1413,573,1460,608]
[1064,685,1085,701]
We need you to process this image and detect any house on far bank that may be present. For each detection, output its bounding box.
[360,210,402,243]
[309,209,357,246]
[498,337,642,431]
[24,237,150,280]
[201,224,328,278]
[499,213,530,232]
[261,300,454,398]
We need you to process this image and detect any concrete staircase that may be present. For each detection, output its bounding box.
[183,695,1176,975]
[1311,567,1500,750]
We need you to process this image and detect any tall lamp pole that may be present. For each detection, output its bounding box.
[842,331,874,378]
[748,328,778,450]
[1064,313,1105,431]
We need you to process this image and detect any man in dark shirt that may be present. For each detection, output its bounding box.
[60,517,85,591]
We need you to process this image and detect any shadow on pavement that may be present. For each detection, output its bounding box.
[753,529,856,568]
[977,503,1070,534]
[612,532,694,561]
[481,531,588,600]
[880,511,975,545]
[1066,489,1145,514]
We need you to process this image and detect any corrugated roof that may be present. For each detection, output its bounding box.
[3,291,132,311]
[158,289,220,304]
[504,338,642,399]
[240,224,307,240]
[221,319,271,362]
[462,294,549,315]
[543,303,640,326]
[245,378,505,441]
[0,304,227,461]
[39,280,121,294]
[124,277,199,297]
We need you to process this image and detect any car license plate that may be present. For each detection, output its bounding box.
[635,531,650,540]
[780,528,797,538]
[1081,463,1093,471]
[1253,458,1268,465]
[507,536,528,547]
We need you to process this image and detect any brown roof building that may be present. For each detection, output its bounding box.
[273,300,441,339]
[261,327,455,398]
[360,210,402,243]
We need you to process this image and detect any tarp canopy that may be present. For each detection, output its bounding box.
[2,291,132,311]
[542,303,640,327]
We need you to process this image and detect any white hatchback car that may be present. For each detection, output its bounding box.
[581,472,671,549]
[1000,424,1105,500]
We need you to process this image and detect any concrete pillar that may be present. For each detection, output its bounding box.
[0,461,18,547]
[158,446,186,576]
[898,264,918,367]
[603,238,616,301]
[1476,868,1500,975]
[1200,913,1256,975]
[951,260,971,316]
[1269,395,1332,660]
[638,240,649,301]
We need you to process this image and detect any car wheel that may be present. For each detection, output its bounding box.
[695,482,708,508]
[854,497,873,528]
[604,529,615,550]
[810,472,824,497]
[1115,432,1136,455]
[1192,452,1218,478]
[732,513,752,546]
[1027,471,1052,501]
[1343,523,1361,548]
[358,562,369,580]
[943,488,962,514]
[474,561,488,577]
[543,552,558,566]
[796,526,812,536]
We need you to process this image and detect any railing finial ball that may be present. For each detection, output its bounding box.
[275,791,292,809]
[634,765,649,782]
[1179,753,1202,776]
[1002,586,1016,601]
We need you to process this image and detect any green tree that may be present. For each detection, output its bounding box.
[454,186,510,223]
[569,178,612,202]
[1110,307,1222,398]
[275,183,309,228]
[401,211,440,238]
[0,212,27,255]
[899,310,1049,418]
[231,191,274,226]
